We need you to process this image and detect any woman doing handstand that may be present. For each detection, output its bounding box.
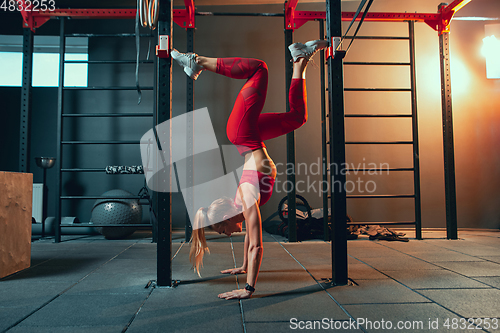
[171,39,328,300]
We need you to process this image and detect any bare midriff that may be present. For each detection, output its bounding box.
[244,148,277,179]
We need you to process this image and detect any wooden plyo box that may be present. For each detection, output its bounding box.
[0,172,33,279]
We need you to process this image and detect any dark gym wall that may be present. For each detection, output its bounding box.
[0,12,23,172]
[57,19,157,224]
[0,88,21,172]
[1,0,499,230]
[0,15,179,225]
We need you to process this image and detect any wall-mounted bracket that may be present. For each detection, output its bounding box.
[156,35,170,58]
[325,36,343,59]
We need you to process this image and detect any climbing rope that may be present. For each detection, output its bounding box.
[138,0,159,30]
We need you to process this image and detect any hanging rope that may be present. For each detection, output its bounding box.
[340,0,368,46]
[135,0,158,104]
[344,0,374,53]
[135,11,142,105]
[138,0,159,30]
[337,0,375,54]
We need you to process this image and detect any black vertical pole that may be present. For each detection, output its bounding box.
[42,169,47,237]
[156,0,173,286]
[438,4,458,240]
[409,21,422,240]
[55,18,65,243]
[19,28,33,173]
[326,0,348,285]
[319,19,329,242]
[284,2,296,242]
[185,27,194,242]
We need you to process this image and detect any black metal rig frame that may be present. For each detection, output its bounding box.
[18,0,464,288]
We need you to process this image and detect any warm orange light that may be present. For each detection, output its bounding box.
[451,0,472,13]
[450,55,471,97]
[481,35,500,79]
[481,35,499,57]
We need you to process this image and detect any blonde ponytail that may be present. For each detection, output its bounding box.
[189,198,240,277]
[189,208,210,277]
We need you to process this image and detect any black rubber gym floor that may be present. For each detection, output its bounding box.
[1,229,499,332]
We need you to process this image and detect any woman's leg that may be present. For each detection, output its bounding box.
[172,41,322,148]
[258,58,308,141]
[214,57,269,154]
[257,39,329,140]
[292,57,308,79]
[173,50,268,154]
[195,56,217,73]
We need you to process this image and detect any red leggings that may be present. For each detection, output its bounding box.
[217,58,307,155]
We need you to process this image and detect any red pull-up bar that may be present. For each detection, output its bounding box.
[285,0,471,34]
[18,0,470,35]
[17,0,196,31]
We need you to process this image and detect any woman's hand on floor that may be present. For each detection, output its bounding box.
[221,267,247,275]
[218,289,252,300]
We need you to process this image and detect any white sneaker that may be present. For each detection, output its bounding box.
[288,39,329,62]
[171,49,204,80]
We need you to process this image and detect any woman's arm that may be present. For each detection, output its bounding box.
[218,199,262,300]
[243,200,263,289]
[242,232,249,269]
[220,233,248,274]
